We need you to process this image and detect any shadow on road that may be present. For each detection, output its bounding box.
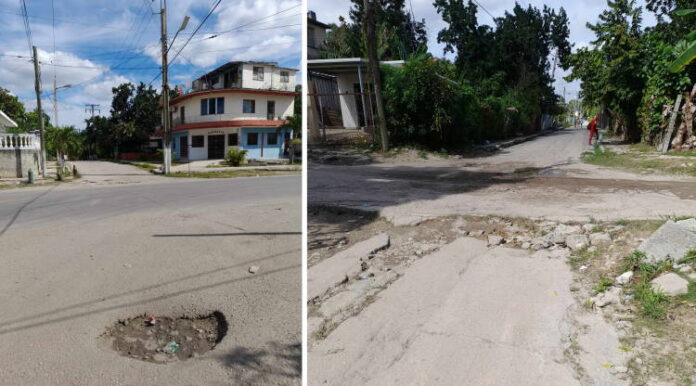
[0,185,57,237]
[217,342,301,384]
[0,249,300,335]
[309,166,531,211]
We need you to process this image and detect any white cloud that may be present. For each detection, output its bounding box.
[0,49,105,94]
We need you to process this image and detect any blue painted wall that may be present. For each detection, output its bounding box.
[240,127,291,160]
[172,131,188,160]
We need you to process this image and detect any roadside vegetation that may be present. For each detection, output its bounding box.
[568,217,696,384]
[566,0,694,146]
[165,170,299,179]
[322,0,572,151]
[582,146,696,175]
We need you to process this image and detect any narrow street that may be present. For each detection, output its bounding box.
[0,163,301,385]
[308,127,696,385]
[309,127,696,226]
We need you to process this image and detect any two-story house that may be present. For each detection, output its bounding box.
[170,61,297,161]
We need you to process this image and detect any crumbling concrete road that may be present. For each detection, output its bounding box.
[0,174,300,385]
[309,128,696,226]
[310,238,627,385]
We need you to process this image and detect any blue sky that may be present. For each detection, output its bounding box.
[309,0,658,103]
[0,0,301,128]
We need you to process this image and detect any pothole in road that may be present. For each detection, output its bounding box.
[100,311,228,364]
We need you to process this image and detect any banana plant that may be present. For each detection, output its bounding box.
[669,9,696,73]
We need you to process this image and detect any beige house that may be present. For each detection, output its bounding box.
[170,61,298,161]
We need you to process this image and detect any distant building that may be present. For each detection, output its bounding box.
[169,61,298,161]
[307,11,330,60]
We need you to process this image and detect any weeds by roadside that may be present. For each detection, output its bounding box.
[165,170,299,178]
[582,146,696,176]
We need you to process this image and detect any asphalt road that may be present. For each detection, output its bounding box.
[309,128,696,225]
[0,164,301,385]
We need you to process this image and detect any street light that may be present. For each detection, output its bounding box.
[53,82,72,127]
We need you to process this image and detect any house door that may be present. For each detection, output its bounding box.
[208,135,225,159]
[267,101,275,120]
[179,136,188,158]
[353,84,366,127]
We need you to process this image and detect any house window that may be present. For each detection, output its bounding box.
[280,71,290,83]
[243,99,256,114]
[200,98,224,115]
[191,135,204,147]
[267,132,278,145]
[247,132,258,146]
[228,133,238,146]
[253,66,264,81]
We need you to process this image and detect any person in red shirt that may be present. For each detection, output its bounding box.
[588,115,600,145]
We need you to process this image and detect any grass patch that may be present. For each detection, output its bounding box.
[594,277,614,293]
[569,245,598,270]
[676,281,696,303]
[621,250,673,320]
[679,249,696,264]
[582,146,696,176]
[165,170,299,178]
[132,163,158,172]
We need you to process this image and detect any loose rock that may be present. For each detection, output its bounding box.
[566,234,589,251]
[650,273,689,296]
[248,265,260,274]
[487,235,504,246]
[615,271,634,285]
[637,221,696,263]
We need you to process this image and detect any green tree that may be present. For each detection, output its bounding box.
[567,0,645,141]
[0,88,25,126]
[323,0,427,60]
[46,125,83,161]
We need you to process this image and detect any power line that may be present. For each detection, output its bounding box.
[471,0,495,20]
[19,0,33,57]
[200,3,301,40]
[150,0,221,85]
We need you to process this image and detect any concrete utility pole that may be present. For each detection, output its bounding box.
[32,46,46,177]
[362,0,389,152]
[85,104,101,118]
[160,0,172,174]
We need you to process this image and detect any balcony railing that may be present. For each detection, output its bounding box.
[172,113,287,127]
[0,133,40,151]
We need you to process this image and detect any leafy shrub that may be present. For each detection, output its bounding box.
[225,148,248,167]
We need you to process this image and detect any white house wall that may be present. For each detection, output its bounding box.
[240,64,296,92]
[185,127,241,161]
[336,72,361,129]
[173,92,295,124]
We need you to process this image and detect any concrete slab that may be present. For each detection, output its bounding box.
[309,238,593,385]
[637,221,696,263]
[308,233,390,299]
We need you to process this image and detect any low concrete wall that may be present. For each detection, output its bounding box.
[0,149,40,178]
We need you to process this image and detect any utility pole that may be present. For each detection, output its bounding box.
[362,0,388,152]
[53,78,58,127]
[85,104,101,118]
[32,46,46,177]
[160,0,172,174]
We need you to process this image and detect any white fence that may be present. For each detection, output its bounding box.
[0,133,40,151]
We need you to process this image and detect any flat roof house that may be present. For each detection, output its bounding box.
[170,61,297,162]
